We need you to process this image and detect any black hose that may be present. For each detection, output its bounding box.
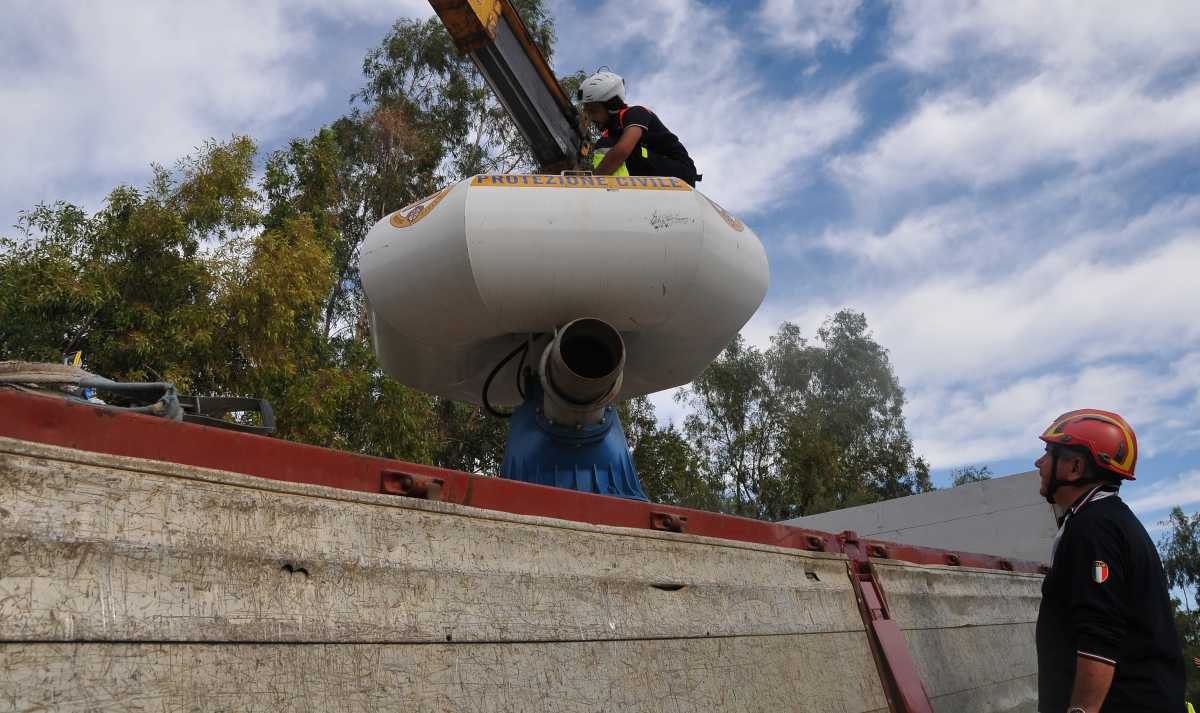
[482,340,531,418]
[515,338,530,400]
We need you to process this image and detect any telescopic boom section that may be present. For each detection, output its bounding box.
[429,0,584,173]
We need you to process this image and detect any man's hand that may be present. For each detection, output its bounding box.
[595,126,643,176]
[1069,654,1115,711]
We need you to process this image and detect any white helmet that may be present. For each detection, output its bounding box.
[577,70,625,104]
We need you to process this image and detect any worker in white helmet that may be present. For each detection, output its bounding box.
[577,70,699,186]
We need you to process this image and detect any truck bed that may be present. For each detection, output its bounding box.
[0,392,1042,712]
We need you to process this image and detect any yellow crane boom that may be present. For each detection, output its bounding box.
[429,0,584,172]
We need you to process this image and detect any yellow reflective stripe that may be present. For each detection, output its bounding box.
[471,175,689,190]
[590,149,629,176]
[641,146,649,158]
[1042,411,1137,472]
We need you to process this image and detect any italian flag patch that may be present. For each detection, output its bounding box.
[1093,561,1110,584]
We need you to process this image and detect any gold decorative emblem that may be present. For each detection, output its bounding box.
[703,195,744,232]
[389,186,451,228]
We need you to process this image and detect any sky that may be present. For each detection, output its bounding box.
[2,0,1198,534]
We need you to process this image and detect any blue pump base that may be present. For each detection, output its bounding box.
[499,380,647,501]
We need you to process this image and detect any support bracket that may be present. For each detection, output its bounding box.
[381,470,446,500]
[839,531,934,713]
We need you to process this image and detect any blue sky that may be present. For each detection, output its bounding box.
[2,1,1198,534]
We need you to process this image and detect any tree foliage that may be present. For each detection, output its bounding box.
[0,1,572,473]
[619,396,723,512]
[1160,507,1200,611]
[678,311,931,520]
[357,0,555,180]
[1,138,260,388]
[1157,507,1200,700]
[951,465,993,487]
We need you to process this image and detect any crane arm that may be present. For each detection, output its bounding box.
[429,0,584,173]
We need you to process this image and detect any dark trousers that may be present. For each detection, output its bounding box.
[627,153,698,187]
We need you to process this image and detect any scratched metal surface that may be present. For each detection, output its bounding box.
[3,637,889,713]
[0,437,889,712]
[873,561,1042,713]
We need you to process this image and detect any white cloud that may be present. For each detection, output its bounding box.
[552,0,862,215]
[776,227,1200,469]
[816,202,973,267]
[830,1,1200,205]
[576,0,1200,490]
[888,0,1200,81]
[0,0,429,225]
[293,0,431,25]
[647,386,689,429]
[833,75,1200,198]
[796,234,1200,388]
[779,1,1200,473]
[757,0,862,54]
[1125,469,1200,516]
[904,356,1200,468]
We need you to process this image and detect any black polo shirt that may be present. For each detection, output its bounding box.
[1036,486,1186,712]
[600,105,697,181]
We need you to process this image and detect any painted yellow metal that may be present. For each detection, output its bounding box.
[497,1,573,112]
[429,0,503,52]
[429,0,575,134]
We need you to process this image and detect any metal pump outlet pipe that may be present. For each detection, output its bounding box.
[538,318,625,427]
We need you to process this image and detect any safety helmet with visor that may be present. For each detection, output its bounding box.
[1038,408,1137,504]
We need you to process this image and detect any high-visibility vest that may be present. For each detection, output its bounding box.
[1187,701,1195,713]
[594,107,651,176]
[591,148,630,177]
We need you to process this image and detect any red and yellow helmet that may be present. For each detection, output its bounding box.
[1039,409,1137,480]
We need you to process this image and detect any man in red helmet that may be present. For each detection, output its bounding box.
[1034,409,1185,713]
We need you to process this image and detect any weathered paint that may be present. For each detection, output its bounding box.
[0,390,1046,575]
[0,436,891,711]
[873,561,1042,712]
[5,639,889,713]
[0,441,859,644]
[0,393,1045,711]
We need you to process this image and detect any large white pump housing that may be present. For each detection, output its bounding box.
[359,174,769,407]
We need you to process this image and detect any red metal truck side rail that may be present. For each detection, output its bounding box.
[0,389,1047,713]
[0,390,1045,574]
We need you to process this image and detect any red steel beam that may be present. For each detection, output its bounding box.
[841,531,936,713]
[0,389,1045,575]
